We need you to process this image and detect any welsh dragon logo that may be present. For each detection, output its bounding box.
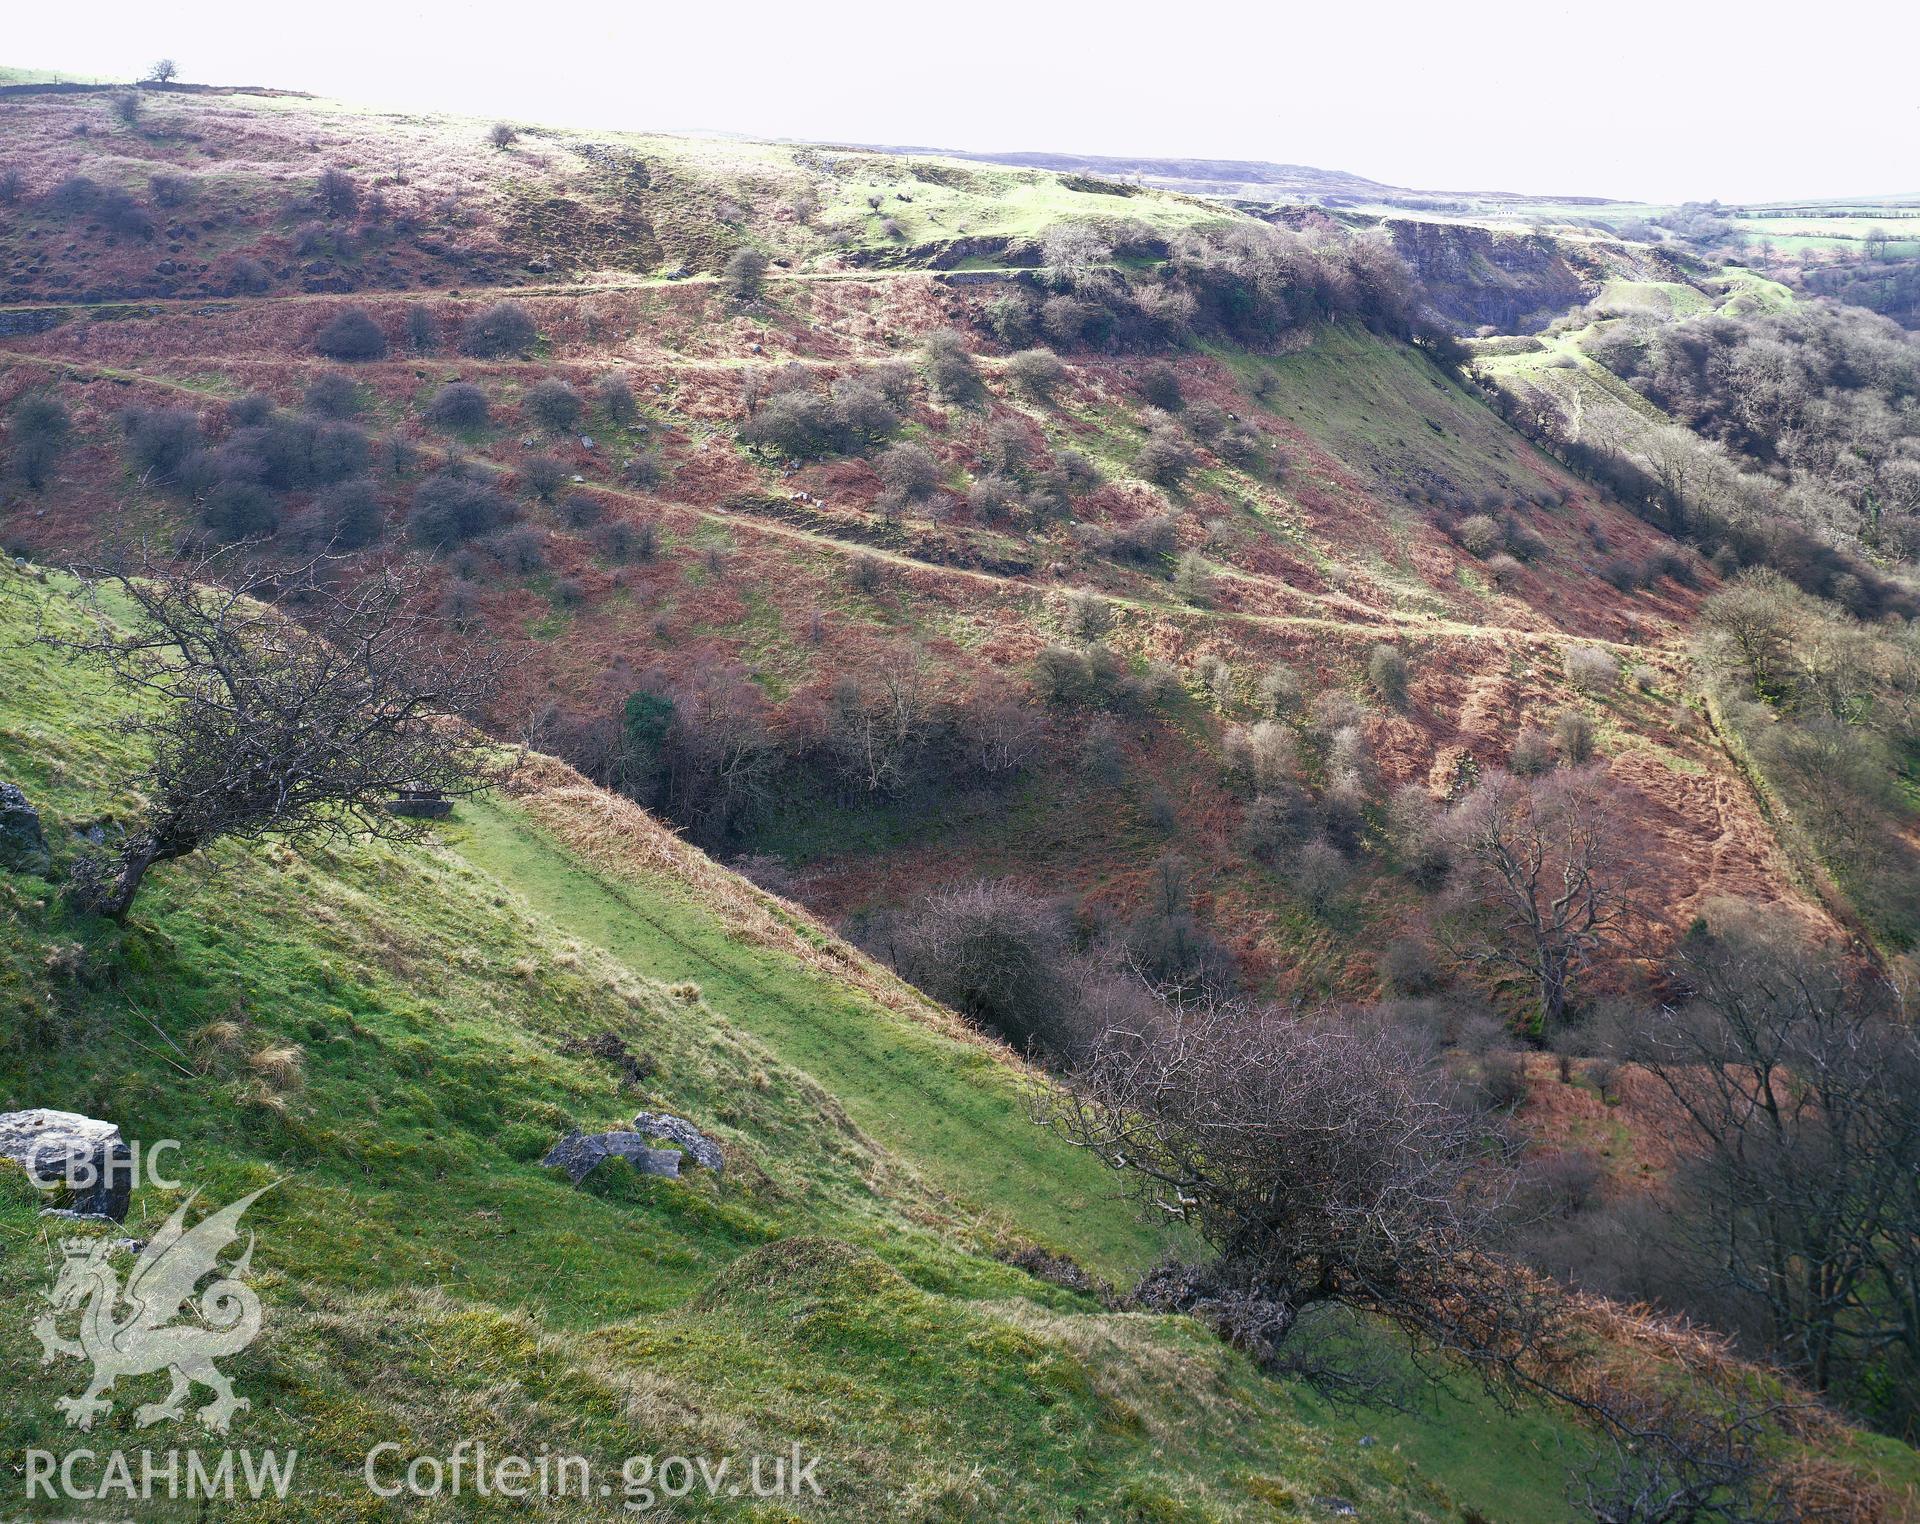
[35,1185,273,1433]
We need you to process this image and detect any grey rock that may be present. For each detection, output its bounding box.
[0,1109,131,1220]
[542,1129,684,1184]
[0,783,51,874]
[632,1112,724,1173]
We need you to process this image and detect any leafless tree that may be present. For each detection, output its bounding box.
[1443,766,1634,1028]
[954,681,1047,782]
[1039,996,1559,1392]
[1618,907,1920,1426]
[47,550,503,920]
[1569,1390,1796,1524]
[895,879,1075,1053]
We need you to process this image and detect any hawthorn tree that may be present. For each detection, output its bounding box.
[50,551,503,920]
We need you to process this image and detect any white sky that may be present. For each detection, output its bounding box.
[10,0,1918,204]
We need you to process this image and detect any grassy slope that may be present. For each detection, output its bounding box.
[1,562,1599,1522]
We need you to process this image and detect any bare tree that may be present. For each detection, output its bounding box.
[145,59,178,84]
[1040,996,1554,1391]
[1443,766,1633,1028]
[47,550,503,920]
[1619,907,1920,1427]
[1569,1389,1795,1524]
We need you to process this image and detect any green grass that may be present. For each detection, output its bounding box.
[446,794,1164,1283]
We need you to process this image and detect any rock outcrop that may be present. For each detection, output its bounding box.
[542,1112,725,1185]
[0,783,51,875]
[0,1108,131,1219]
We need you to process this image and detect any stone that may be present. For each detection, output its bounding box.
[0,1109,131,1220]
[631,1113,724,1172]
[542,1129,683,1184]
[0,782,51,874]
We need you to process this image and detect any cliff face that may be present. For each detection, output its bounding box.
[1389,220,1593,332]
[1387,219,1679,333]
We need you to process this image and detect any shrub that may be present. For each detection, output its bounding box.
[827,376,899,445]
[0,168,24,206]
[7,393,72,489]
[98,188,154,240]
[1602,555,1646,592]
[876,442,940,502]
[524,377,582,433]
[149,171,195,208]
[593,518,656,562]
[923,329,982,405]
[111,90,143,128]
[1257,662,1302,715]
[227,256,270,294]
[1136,424,1194,487]
[1138,362,1183,410]
[316,168,359,220]
[1291,838,1352,916]
[1510,726,1555,776]
[426,382,489,431]
[1562,645,1619,693]
[982,417,1031,475]
[1381,936,1442,996]
[1062,589,1113,643]
[313,309,387,361]
[894,880,1078,1053]
[1006,348,1066,399]
[300,476,384,549]
[1222,721,1296,794]
[1485,551,1525,588]
[1630,662,1659,692]
[405,306,439,353]
[489,122,518,149]
[1056,448,1101,492]
[1552,707,1594,764]
[622,451,665,490]
[967,473,1021,522]
[408,469,513,548]
[595,373,637,426]
[1190,404,1237,444]
[118,404,204,483]
[723,247,769,301]
[558,492,602,529]
[1238,785,1314,860]
[459,301,537,358]
[521,454,566,502]
[847,554,886,594]
[489,524,548,574]
[740,390,839,459]
[303,372,361,419]
[1457,513,1502,557]
[202,479,278,540]
[44,175,100,214]
[1367,644,1410,709]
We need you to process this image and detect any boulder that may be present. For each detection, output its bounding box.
[631,1112,724,1173]
[542,1129,684,1185]
[0,1109,131,1219]
[0,782,51,875]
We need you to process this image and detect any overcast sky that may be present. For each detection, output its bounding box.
[11,1,1917,204]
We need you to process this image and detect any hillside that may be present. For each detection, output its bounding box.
[0,559,1753,1522]
[0,85,1836,1016]
[9,557,1920,1521]
[4,80,1920,1506]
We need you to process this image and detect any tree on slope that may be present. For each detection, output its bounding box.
[50,550,502,920]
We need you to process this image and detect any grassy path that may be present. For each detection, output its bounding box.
[448,793,1170,1281]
